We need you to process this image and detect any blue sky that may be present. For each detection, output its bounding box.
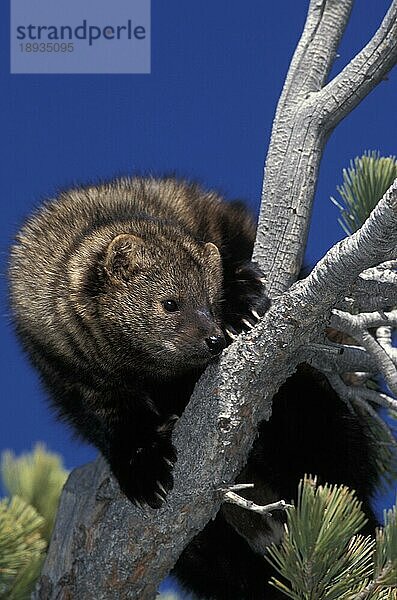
[0,0,396,535]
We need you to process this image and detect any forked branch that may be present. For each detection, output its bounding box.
[254,0,397,296]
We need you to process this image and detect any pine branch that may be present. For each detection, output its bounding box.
[352,504,397,600]
[6,554,45,600]
[266,478,397,600]
[1,444,68,542]
[0,497,46,598]
[266,477,375,600]
[331,152,397,235]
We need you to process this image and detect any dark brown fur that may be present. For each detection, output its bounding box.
[9,176,265,509]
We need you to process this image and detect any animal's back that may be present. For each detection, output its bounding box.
[10,176,254,326]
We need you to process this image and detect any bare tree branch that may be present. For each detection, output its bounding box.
[337,269,397,311]
[221,488,292,516]
[376,325,396,361]
[331,309,397,331]
[306,342,378,374]
[327,372,397,413]
[271,0,354,104]
[321,0,397,131]
[330,307,397,395]
[253,0,397,297]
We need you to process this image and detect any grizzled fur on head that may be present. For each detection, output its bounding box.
[9,177,229,383]
[97,227,224,378]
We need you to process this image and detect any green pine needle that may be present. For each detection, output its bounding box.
[0,445,69,599]
[331,151,397,234]
[374,504,397,588]
[0,496,46,598]
[5,554,45,600]
[1,443,69,542]
[266,477,397,600]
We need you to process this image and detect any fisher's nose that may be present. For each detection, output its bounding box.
[205,334,226,356]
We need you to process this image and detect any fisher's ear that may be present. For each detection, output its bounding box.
[202,243,223,282]
[104,234,146,282]
[203,242,221,263]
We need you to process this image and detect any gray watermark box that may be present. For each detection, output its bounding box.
[11,0,151,74]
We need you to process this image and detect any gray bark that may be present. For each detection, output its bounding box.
[254,0,397,297]
[34,1,397,599]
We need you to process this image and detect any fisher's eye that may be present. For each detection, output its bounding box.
[162,299,179,313]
